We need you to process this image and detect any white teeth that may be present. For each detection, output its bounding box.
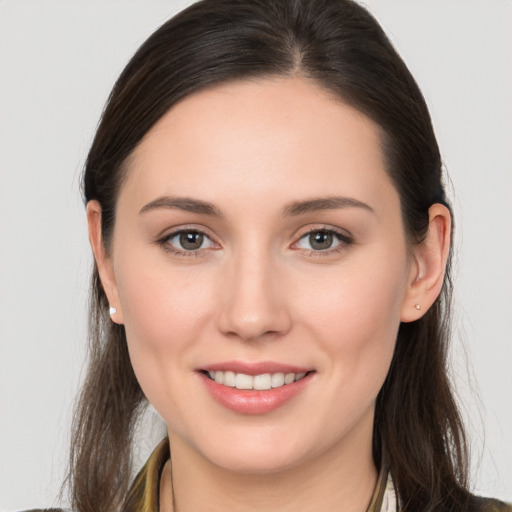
[271,373,285,388]
[253,373,272,390]
[235,373,253,390]
[207,370,309,390]
[284,373,295,385]
[223,371,235,387]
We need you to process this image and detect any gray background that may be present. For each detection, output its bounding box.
[0,0,511,509]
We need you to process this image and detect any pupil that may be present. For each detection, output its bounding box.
[180,231,203,250]
[310,231,333,250]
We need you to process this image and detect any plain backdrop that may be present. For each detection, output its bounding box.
[0,1,511,510]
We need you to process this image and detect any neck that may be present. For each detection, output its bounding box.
[160,419,379,512]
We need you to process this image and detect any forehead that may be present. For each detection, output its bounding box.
[123,76,398,217]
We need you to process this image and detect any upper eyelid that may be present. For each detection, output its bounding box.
[158,224,217,241]
[157,226,219,252]
[290,226,354,254]
[157,225,353,251]
[294,225,353,241]
[158,228,218,257]
[159,225,351,238]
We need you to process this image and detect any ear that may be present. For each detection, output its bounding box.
[401,203,451,322]
[86,200,124,324]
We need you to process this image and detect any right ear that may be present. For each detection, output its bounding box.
[86,200,124,324]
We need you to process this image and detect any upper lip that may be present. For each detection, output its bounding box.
[200,360,313,376]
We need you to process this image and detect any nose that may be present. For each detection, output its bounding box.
[217,245,292,342]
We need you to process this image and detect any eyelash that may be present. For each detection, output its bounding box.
[157,228,216,258]
[293,227,353,257]
[157,226,353,258]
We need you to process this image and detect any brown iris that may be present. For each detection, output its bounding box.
[309,231,334,250]
[180,231,204,250]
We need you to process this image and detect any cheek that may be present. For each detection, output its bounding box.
[297,250,407,337]
[291,264,406,443]
[293,248,409,393]
[114,251,215,398]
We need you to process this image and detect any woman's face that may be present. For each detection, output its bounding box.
[102,77,418,473]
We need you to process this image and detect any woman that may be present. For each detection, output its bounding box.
[43,0,511,511]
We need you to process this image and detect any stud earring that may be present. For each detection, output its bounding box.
[109,306,117,315]
[415,304,421,310]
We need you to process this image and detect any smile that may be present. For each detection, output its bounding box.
[205,370,308,390]
[199,364,315,414]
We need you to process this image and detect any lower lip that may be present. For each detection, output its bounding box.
[199,372,314,415]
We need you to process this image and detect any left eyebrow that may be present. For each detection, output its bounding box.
[282,196,375,216]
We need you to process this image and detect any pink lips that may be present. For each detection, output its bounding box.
[201,360,311,375]
[198,361,314,415]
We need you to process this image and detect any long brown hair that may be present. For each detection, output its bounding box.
[71,1,473,510]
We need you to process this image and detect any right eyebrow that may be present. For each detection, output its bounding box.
[138,196,224,218]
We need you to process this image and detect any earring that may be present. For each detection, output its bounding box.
[109,306,117,315]
[415,304,421,310]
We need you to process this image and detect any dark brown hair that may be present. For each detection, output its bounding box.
[71,1,473,510]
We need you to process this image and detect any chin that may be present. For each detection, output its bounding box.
[194,428,315,475]
[209,449,304,475]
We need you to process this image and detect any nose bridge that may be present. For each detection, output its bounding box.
[217,237,290,341]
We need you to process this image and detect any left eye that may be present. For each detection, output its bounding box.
[295,230,345,251]
[166,230,215,251]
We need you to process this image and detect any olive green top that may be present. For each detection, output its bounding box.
[123,438,394,512]
[122,438,512,512]
[27,438,512,511]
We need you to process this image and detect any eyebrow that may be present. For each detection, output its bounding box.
[139,196,223,217]
[282,196,374,216]
[139,195,374,218]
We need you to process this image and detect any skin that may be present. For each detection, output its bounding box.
[88,77,451,512]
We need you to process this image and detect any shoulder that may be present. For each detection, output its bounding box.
[20,509,67,512]
[473,497,512,512]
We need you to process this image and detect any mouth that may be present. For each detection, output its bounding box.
[201,370,312,390]
[198,364,315,414]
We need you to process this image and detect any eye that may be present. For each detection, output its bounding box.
[162,229,216,253]
[294,229,351,252]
